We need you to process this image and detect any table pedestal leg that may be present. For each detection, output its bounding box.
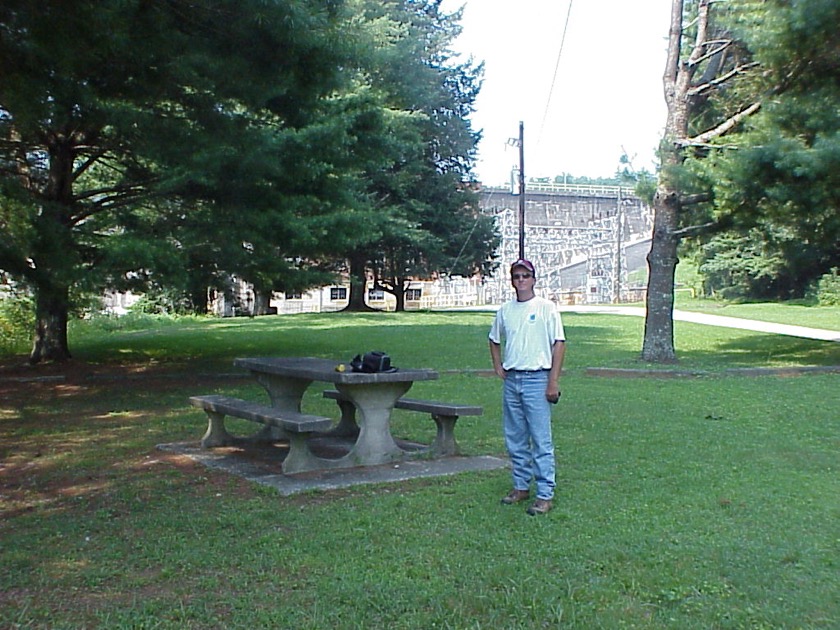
[282,434,328,474]
[337,381,411,466]
[322,397,360,438]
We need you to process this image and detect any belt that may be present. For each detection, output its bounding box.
[510,368,549,372]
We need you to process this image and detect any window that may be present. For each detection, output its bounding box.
[285,291,302,300]
[330,287,347,301]
[406,288,422,301]
[368,289,384,301]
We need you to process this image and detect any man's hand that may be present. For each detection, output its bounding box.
[489,341,506,380]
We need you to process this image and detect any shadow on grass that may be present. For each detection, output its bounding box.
[22,310,837,378]
[3,311,839,628]
[569,313,840,371]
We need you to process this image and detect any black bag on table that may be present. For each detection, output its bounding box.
[350,351,397,373]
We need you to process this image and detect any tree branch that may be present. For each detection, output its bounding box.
[678,101,761,146]
[687,39,732,68]
[688,62,760,96]
[69,185,153,226]
[687,0,712,69]
[681,192,712,206]
[673,220,717,238]
[71,148,108,182]
[662,0,685,103]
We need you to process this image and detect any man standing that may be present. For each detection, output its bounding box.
[489,259,566,516]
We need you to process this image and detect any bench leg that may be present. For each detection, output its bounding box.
[430,414,460,456]
[201,410,235,448]
[282,433,328,474]
[199,410,287,447]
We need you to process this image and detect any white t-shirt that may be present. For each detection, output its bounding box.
[488,296,565,371]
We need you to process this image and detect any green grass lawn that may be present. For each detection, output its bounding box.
[1,308,838,628]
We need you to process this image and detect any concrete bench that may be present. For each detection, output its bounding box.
[189,394,334,474]
[322,389,483,456]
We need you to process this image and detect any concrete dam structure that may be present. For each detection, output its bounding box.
[479,182,653,304]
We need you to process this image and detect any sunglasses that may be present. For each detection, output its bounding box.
[511,273,532,280]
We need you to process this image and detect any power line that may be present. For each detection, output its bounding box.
[538,0,575,141]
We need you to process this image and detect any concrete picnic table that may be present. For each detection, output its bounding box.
[233,356,439,469]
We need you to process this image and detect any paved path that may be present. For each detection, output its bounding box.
[555,305,840,343]
[461,304,839,342]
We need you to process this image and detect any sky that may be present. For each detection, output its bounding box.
[440,0,673,186]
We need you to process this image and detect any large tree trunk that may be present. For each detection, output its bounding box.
[252,289,271,316]
[30,285,71,364]
[379,273,409,312]
[642,188,680,362]
[29,135,76,364]
[344,251,373,312]
[643,0,760,360]
[187,277,209,314]
[641,0,692,363]
[392,276,407,312]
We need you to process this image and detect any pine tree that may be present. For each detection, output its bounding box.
[0,0,353,362]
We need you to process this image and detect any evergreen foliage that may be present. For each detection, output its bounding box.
[684,0,840,300]
[337,0,498,311]
[1,0,359,361]
[643,0,840,360]
[0,0,497,359]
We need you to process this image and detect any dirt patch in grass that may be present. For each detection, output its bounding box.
[0,354,239,385]
[0,357,261,520]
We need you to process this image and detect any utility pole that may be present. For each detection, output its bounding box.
[613,188,625,303]
[518,121,526,260]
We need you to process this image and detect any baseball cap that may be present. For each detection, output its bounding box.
[510,259,536,276]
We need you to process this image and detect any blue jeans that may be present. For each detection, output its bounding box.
[502,370,556,500]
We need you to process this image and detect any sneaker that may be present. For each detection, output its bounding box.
[526,499,552,516]
[500,489,530,505]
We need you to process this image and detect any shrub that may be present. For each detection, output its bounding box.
[816,268,840,305]
[130,287,192,316]
[0,292,34,355]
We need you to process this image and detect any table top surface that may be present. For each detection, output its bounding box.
[233,357,439,384]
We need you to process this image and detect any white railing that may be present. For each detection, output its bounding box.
[484,182,628,197]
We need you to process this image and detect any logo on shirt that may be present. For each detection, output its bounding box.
[528,313,536,323]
